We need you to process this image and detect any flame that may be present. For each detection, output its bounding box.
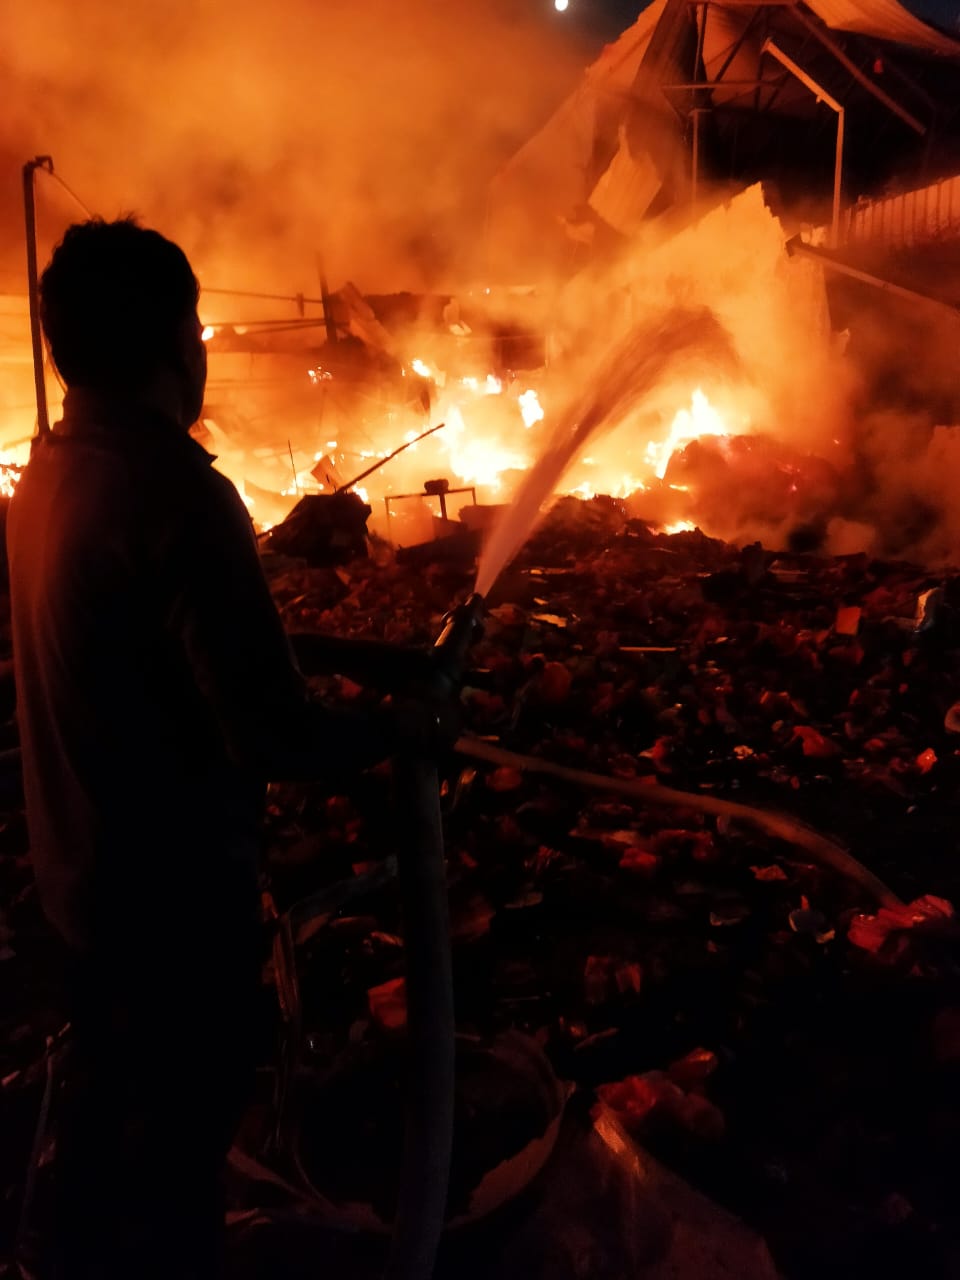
[0,464,23,499]
[201,325,215,342]
[443,403,529,491]
[192,341,743,537]
[460,374,502,395]
[646,388,729,480]
[518,389,544,428]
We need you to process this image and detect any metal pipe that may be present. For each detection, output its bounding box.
[455,736,904,909]
[335,421,446,494]
[23,157,53,439]
[663,78,784,90]
[203,287,328,304]
[791,7,926,136]
[384,592,484,1280]
[385,752,455,1280]
[784,234,960,315]
[317,254,338,346]
[761,40,844,248]
[691,108,709,208]
[833,106,845,249]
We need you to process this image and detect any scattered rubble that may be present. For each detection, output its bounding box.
[5,501,960,1277]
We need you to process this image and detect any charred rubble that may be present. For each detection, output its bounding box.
[3,500,960,1277]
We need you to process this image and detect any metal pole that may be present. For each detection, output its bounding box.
[316,253,338,346]
[385,752,455,1280]
[335,421,447,494]
[833,108,845,249]
[785,233,960,316]
[691,109,709,210]
[761,41,845,248]
[23,156,53,439]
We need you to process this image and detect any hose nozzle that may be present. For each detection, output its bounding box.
[432,592,485,693]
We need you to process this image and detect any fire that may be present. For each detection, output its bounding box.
[567,473,647,501]
[0,462,23,500]
[443,404,530,491]
[459,374,502,396]
[198,337,744,542]
[201,325,215,342]
[518,389,544,428]
[646,388,730,480]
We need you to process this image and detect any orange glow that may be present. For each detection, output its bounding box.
[442,404,530,491]
[0,465,22,499]
[193,371,749,539]
[518,389,544,428]
[646,388,729,480]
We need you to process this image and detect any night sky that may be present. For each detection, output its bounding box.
[557,0,960,43]
[901,0,960,31]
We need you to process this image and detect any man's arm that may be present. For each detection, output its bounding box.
[161,468,397,780]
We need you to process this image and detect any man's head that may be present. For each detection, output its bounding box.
[40,218,206,428]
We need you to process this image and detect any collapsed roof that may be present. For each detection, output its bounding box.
[488,0,960,271]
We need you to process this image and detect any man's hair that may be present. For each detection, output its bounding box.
[39,218,200,392]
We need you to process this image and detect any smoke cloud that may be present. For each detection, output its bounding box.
[0,0,587,295]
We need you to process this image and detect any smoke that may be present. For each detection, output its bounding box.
[0,0,587,296]
[514,183,960,566]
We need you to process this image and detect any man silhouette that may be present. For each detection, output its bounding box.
[8,218,414,1277]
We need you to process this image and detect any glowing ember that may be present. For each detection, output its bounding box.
[518,389,544,428]
[201,325,215,342]
[411,358,432,378]
[646,388,729,480]
[664,520,696,534]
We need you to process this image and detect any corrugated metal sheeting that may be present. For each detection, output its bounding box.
[803,0,960,55]
[846,172,960,246]
[584,0,670,95]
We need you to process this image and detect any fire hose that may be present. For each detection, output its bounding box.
[290,595,486,1280]
[383,594,485,1280]
[453,738,904,911]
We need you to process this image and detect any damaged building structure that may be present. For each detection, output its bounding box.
[489,0,960,280]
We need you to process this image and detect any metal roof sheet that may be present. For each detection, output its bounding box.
[802,0,960,54]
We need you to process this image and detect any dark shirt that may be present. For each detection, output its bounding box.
[8,389,385,954]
